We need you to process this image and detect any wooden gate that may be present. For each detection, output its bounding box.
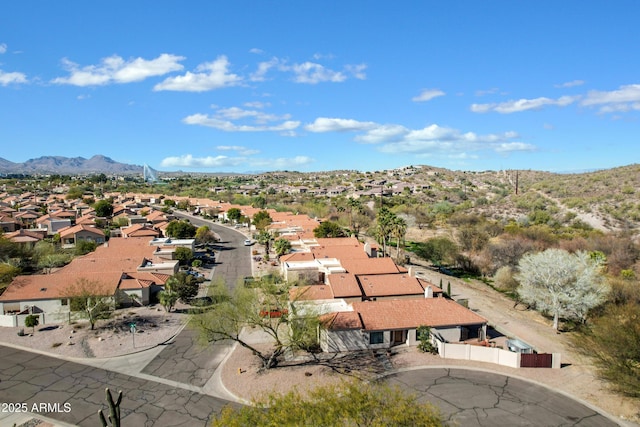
[520,353,552,368]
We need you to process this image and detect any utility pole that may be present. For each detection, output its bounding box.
[515,170,519,195]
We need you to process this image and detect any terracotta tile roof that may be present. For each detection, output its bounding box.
[327,274,362,298]
[340,258,403,275]
[320,311,363,330]
[351,298,487,331]
[0,271,122,302]
[58,224,105,238]
[280,252,315,263]
[76,214,97,225]
[290,284,334,301]
[357,274,442,298]
[5,229,46,243]
[314,237,360,246]
[311,244,369,261]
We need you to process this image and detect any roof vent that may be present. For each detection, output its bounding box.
[40,287,47,292]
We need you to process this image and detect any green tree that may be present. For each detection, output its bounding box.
[165,220,197,239]
[174,247,193,266]
[193,278,310,369]
[167,272,199,302]
[226,208,242,223]
[413,237,459,267]
[313,221,347,238]
[273,238,292,258]
[66,278,113,330]
[252,210,273,231]
[346,197,364,232]
[24,314,39,334]
[516,249,608,330]
[212,380,443,426]
[256,230,272,254]
[158,278,179,312]
[66,186,84,200]
[375,206,396,257]
[75,240,97,256]
[0,263,21,286]
[391,215,407,261]
[195,225,217,244]
[93,200,114,218]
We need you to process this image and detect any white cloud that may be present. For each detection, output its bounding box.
[52,53,185,86]
[216,106,290,123]
[355,124,408,144]
[160,154,245,168]
[555,79,584,88]
[217,145,260,155]
[154,56,241,92]
[475,88,500,96]
[183,113,300,133]
[0,70,27,85]
[251,56,366,84]
[249,48,265,55]
[495,142,537,152]
[160,153,313,170]
[0,43,7,54]
[581,84,640,113]
[250,57,280,82]
[244,101,270,109]
[250,156,314,169]
[306,115,530,157]
[305,117,377,133]
[289,61,346,84]
[471,96,578,113]
[412,89,445,102]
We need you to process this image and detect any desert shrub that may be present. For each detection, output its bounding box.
[575,303,640,398]
[493,266,518,292]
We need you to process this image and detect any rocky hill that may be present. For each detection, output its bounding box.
[0,155,142,175]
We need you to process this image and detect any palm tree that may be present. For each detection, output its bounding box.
[375,206,395,257]
[391,216,407,261]
[346,197,363,235]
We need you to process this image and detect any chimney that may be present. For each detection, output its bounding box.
[424,286,433,299]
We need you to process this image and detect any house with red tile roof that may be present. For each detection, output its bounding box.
[319,298,487,352]
[58,224,106,247]
[0,237,175,326]
[0,213,20,233]
[5,229,46,245]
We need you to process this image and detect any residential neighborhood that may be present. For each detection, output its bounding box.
[0,174,637,427]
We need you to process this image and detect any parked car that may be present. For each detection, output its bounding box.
[243,239,253,246]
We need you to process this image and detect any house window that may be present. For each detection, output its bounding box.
[369,331,384,345]
[61,298,68,306]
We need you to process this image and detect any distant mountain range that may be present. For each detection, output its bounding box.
[0,155,143,175]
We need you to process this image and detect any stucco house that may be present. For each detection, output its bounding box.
[319,298,487,352]
[58,224,105,248]
[0,237,173,327]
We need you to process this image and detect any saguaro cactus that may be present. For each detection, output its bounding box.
[98,387,123,427]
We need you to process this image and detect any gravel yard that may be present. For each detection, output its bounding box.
[0,305,185,359]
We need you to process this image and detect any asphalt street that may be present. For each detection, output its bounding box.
[384,367,619,427]
[0,345,235,427]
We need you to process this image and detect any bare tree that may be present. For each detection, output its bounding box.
[516,249,608,330]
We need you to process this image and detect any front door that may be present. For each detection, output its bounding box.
[392,330,405,345]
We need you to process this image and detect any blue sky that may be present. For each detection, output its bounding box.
[1,1,639,173]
